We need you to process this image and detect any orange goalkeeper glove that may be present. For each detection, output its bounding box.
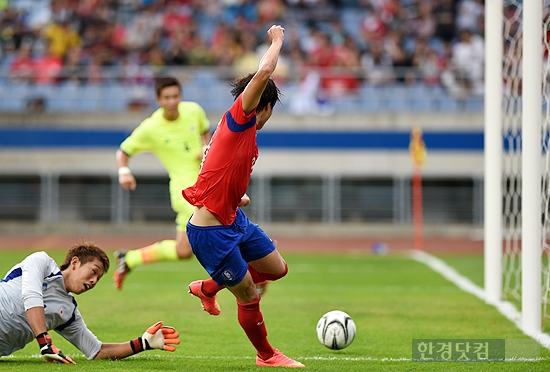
[36,332,76,364]
[129,321,180,353]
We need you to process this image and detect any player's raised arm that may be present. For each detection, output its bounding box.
[241,25,285,114]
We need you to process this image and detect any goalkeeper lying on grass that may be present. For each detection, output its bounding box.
[0,242,180,363]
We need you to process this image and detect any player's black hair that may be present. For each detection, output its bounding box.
[60,242,110,273]
[155,76,181,97]
[230,72,281,113]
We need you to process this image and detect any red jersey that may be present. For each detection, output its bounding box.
[183,95,258,225]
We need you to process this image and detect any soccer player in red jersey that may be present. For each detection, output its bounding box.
[183,25,305,368]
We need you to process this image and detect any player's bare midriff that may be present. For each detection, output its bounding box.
[189,206,223,226]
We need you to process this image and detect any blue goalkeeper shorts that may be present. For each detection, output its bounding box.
[186,208,276,287]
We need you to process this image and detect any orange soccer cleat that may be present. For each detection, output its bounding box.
[188,280,221,316]
[256,350,305,368]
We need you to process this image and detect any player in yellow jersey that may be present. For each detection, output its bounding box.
[113,76,211,290]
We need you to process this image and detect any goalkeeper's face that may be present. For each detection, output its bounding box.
[64,257,105,295]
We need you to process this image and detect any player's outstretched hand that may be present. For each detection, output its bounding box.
[141,321,180,352]
[37,333,76,364]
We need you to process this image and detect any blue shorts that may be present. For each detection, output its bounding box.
[186,208,276,287]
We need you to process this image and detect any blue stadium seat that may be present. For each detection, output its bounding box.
[78,84,103,112]
[383,85,412,112]
[409,84,434,111]
[0,83,29,112]
[103,84,129,112]
[359,85,382,111]
[435,95,461,111]
[22,84,54,111]
[465,96,484,111]
[48,84,79,112]
[428,87,461,111]
[333,96,363,112]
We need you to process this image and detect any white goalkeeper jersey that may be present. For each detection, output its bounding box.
[0,251,102,359]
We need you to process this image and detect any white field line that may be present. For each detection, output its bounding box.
[159,355,549,362]
[10,353,549,363]
[410,249,550,351]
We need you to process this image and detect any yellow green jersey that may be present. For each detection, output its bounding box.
[120,101,210,180]
[120,101,210,230]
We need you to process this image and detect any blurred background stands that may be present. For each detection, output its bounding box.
[0,0,486,114]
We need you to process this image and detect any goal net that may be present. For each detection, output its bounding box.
[501,0,523,308]
[486,0,550,334]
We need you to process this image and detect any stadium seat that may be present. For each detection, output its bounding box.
[78,85,103,112]
[429,87,461,111]
[383,85,412,112]
[436,96,461,111]
[409,84,434,111]
[29,85,55,112]
[359,85,382,111]
[465,96,484,111]
[0,83,29,112]
[103,84,129,112]
[48,84,79,112]
[333,96,362,112]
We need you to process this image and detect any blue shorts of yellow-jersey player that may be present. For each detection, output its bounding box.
[186,208,276,287]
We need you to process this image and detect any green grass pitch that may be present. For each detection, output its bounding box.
[0,248,549,371]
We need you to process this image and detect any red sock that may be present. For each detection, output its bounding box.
[248,263,288,283]
[237,298,274,360]
[201,278,224,297]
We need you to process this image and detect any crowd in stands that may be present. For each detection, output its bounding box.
[0,0,488,105]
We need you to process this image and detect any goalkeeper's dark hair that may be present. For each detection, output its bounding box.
[155,76,181,97]
[60,242,110,273]
[230,72,281,113]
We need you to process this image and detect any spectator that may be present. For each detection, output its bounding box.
[232,32,259,77]
[361,4,387,44]
[450,29,484,95]
[147,45,167,75]
[42,16,81,59]
[187,35,215,66]
[125,13,160,52]
[441,29,484,98]
[86,54,104,85]
[162,27,191,66]
[456,0,484,34]
[361,39,394,86]
[33,43,63,84]
[0,0,489,105]
[61,45,86,84]
[384,29,415,84]
[402,1,436,41]
[257,0,286,24]
[210,23,242,66]
[162,1,192,38]
[412,39,445,86]
[307,32,336,67]
[433,0,456,43]
[9,42,34,83]
[321,34,362,97]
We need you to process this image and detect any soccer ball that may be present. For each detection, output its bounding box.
[316,310,356,350]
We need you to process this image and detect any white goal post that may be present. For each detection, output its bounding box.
[521,0,542,335]
[484,0,546,335]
